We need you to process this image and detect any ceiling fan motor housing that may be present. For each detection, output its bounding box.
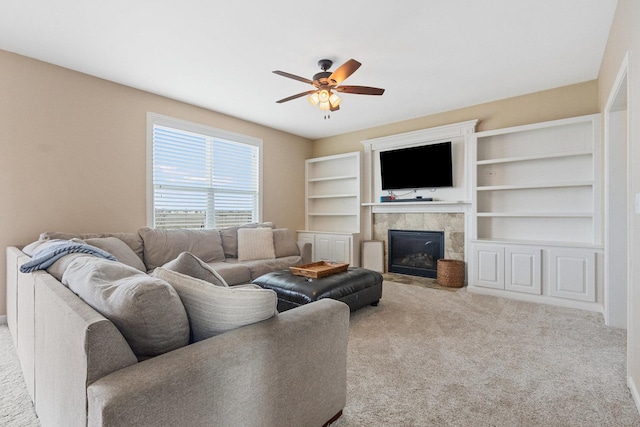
[318,59,333,71]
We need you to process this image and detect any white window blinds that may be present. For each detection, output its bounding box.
[149,115,261,229]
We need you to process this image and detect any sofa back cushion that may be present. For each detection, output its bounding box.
[138,227,225,271]
[62,257,190,359]
[84,237,146,272]
[153,267,277,342]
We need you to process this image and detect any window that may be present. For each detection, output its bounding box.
[147,113,262,229]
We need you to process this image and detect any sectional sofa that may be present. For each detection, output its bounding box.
[6,224,349,427]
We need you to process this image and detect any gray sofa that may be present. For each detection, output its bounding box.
[6,225,349,427]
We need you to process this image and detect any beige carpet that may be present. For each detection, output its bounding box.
[333,281,640,426]
[1,281,639,426]
[0,327,39,426]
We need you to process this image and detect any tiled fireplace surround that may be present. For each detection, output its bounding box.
[372,212,465,272]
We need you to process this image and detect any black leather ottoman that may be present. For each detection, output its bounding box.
[252,268,383,312]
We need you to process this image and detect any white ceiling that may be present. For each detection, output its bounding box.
[1,1,618,140]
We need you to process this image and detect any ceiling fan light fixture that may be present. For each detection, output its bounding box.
[318,89,330,103]
[329,93,341,108]
[319,101,331,111]
[308,92,319,106]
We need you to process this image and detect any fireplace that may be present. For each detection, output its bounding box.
[388,230,445,278]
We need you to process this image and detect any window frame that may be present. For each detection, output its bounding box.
[146,112,264,229]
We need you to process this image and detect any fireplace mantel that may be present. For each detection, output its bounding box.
[363,201,470,214]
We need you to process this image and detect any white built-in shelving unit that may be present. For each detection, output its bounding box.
[468,114,603,311]
[298,152,362,265]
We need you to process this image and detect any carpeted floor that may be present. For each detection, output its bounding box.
[333,282,640,426]
[0,327,39,426]
[1,281,639,426]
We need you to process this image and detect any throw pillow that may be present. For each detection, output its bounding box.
[153,267,277,342]
[138,227,226,271]
[62,257,190,359]
[272,228,300,258]
[219,222,276,258]
[237,227,276,262]
[161,252,229,287]
[85,237,146,272]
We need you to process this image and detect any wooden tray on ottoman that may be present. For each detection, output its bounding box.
[290,261,349,279]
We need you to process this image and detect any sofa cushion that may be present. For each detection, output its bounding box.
[153,267,277,342]
[219,222,275,258]
[273,229,300,258]
[62,257,190,359]
[237,228,276,262]
[242,256,304,281]
[84,237,146,272]
[138,227,225,271]
[162,252,229,287]
[48,253,93,282]
[205,261,252,286]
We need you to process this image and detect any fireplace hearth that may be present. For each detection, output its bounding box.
[388,230,445,278]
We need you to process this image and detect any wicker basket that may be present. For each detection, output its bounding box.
[436,259,465,288]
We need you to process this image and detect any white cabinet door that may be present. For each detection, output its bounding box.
[471,244,504,289]
[314,235,334,261]
[504,246,541,295]
[548,248,595,302]
[313,233,352,263]
[331,235,351,263]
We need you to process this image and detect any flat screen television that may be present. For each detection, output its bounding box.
[380,141,453,190]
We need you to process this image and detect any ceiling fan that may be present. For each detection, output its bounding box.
[273,59,385,112]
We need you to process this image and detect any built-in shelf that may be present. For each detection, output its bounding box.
[302,152,362,266]
[308,213,358,216]
[477,181,593,191]
[308,175,357,182]
[476,212,593,218]
[469,114,602,309]
[362,200,470,206]
[308,194,357,199]
[469,238,603,250]
[476,150,592,165]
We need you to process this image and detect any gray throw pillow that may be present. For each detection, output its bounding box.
[138,227,225,271]
[62,257,190,359]
[161,252,229,287]
[272,228,300,258]
[85,237,146,272]
[153,267,277,342]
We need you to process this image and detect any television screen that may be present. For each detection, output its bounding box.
[380,141,453,190]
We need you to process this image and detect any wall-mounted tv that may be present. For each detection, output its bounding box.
[380,141,453,190]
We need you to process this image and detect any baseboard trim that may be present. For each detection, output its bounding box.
[466,285,604,313]
[628,376,640,415]
[0,315,6,325]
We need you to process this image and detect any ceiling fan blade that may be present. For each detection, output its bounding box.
[330,104,340,112]
[329,59,361,85]
[276,90,317,103]
[272,70,314,85]
[335,85,385,95]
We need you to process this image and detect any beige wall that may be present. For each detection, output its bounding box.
[311,80,599,158]
[0,49,313,316]
[597,0,640,405]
